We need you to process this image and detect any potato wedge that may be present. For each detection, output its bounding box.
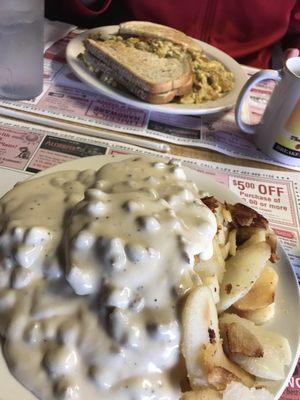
[181,382,273,400]
[182,286,220,388]
[199,341,254,389]
[181,388,221,400]
[202,275,220,304]
[222,322,264,358]
[182,286,254,390]
[216,229,228,248]
[235,302,275,325]
[195,239,225,283]
[219,313,291,380]
[223,382,273,400]
[220,242,230,261]
[233,266,278,311]
[218,242,271,313]
[238,229,266,249]
[228,229,237,257]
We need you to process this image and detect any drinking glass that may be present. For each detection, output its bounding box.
[0,0,44,99]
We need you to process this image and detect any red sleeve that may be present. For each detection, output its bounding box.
[282,1,300,50]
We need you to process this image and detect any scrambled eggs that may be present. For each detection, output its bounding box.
[90,33,235,104]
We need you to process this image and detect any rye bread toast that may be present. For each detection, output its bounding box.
[118,21,200,52]
[85,38,192,95]
[84,51,193,104]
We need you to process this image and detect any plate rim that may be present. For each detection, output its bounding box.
[1,154,299,400]
[66,25,248,115]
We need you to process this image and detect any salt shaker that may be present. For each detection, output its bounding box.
[0,0,44,100]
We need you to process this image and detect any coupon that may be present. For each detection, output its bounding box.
[0,125,43,170]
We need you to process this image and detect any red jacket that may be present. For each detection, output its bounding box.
[45,0,300,68]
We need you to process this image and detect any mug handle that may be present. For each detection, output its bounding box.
[235,69,282,134]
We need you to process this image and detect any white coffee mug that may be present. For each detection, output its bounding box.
[235,57,300,167]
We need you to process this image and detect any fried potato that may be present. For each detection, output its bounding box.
[221,322,264,358]
[181,382,273,400]
[219,313,291,380]
[227,204,268,229]
[236,227,277,263]
[222,382,273,400]
[220,242,230,261]
[238,229,266,249]
[233,266,278,311]
[202,275,220,304]
[199,341,255,390]
[218,242,271,313]
[228,229,237,257]
[221,207,232,224]
[232,266,278,324]
[182,286,220,388]
[216,228,229,248]
[266,231,278,263]
[219,229,236,260]
[181,388,221,400]
[235,302,275,325]
[195,239,225,283]
[206,367,238,390]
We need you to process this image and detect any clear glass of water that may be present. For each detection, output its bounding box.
[0,0,44,100]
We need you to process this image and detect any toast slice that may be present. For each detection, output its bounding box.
[85,38,192,95]
[119,21,200,52]
[84,51,193,104]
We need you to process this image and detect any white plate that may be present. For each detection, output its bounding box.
[66,26,248,115]
[1,155,299,400]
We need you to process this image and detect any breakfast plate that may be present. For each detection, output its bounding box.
[0,155,299,400]
[66,26,248,115]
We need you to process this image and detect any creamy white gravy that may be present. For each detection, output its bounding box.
[0,157,217,400]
